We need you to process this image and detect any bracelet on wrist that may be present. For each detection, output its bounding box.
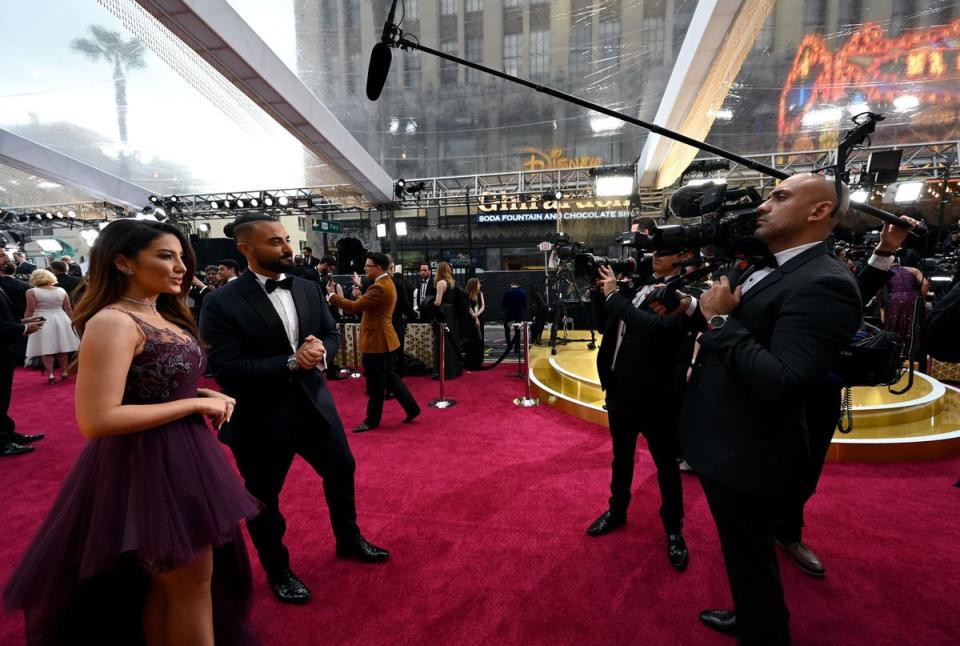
[873,248,895,257]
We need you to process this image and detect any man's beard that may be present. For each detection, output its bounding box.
[259,254,294,273]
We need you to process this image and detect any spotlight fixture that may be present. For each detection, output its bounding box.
[55,211,64,219]
[278,196,290,207]
[376,223,387,238]
[196,223,210,232]
[235,198,245,208]
[295,197,310,209]
[553,190,563,200]
[395,221,408,236]
[66,210,77,219]
[149,195,161,205]
[894,181,924,203]
[394,179,406,199]
[406,181,427,197]
[262,194,274,207]
[168,195,179,203]
[249,198,260,208]
[595,174,634,197]
[45,212,53,220]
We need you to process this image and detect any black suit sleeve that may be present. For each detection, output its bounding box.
[605,292,690,334]
[0,320,25,343]
[856,264,892,306]
[199,295,290,384]
[925,283,960,361]
[313,281,340,358]
[699,275,861,406]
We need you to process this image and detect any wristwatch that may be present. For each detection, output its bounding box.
[707,314,729,330]
[286,355,299,371]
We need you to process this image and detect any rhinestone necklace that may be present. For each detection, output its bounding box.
[120,296,157,311]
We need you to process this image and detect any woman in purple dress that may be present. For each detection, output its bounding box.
[4,220,262,645]
[880,260,929,370]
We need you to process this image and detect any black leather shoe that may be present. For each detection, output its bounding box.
[402,409,420,424]
[267,569,312,604]
[336,535,390,562]
[586,510,626,536]
[699,609,738,636]
[1,442,34,457]
[11,432,44,443]
[384,392,395,400]
[667,534,689,572]
[352,422,377,433]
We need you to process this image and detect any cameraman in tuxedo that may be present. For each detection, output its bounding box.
[587,248,698,571]
[681,173,862,644]
[777,215,920,579]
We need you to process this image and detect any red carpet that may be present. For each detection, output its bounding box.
[1,365,958,645]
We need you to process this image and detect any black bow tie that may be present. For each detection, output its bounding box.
[265,276,293,293]
[751,253,778,269]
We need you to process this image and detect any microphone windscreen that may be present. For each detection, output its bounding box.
[366,42,392,101]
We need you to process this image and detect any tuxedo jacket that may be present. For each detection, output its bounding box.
[199,270,342,449]
[925,282,960,361]
[0,277,28,319]
[329,275,399,354]
[680,242,862,497]
[597,290,694,409]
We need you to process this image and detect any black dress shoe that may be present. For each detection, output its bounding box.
[352,422,377,433]
[268,569,312,604]
[667,534,689,572]
[11,432,44,443]
[336,535,390,562]
[699,609,738,636]
[1,442,34,457]
[402,409,420,424]
[586,510,626,536]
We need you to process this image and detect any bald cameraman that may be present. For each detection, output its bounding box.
[681,173,862,644]
[587,248,698,572]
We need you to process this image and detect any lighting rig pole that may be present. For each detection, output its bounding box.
[373,20,914,232]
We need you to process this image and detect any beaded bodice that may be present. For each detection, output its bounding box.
[111,310,206,404]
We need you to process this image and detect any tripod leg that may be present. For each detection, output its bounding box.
[568,272,598,350]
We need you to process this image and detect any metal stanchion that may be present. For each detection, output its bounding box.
[510,322,524,378]
[514,322,539,408]
[337,323,352,378]
[430,324,457,409]
[349,323,362,379]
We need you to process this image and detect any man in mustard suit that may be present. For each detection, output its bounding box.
[328,252,420,432]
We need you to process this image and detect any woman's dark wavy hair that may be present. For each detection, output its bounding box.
[72,219,199,340]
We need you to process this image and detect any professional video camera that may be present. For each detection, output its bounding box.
[619,182,766,258]
[550,232,648,286]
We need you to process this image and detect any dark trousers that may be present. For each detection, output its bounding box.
[503,319,520,348]
[0,354,16,440]
[230,390,358,579]
[700,476,791,646]
[362,351,418,426]
[777,383,842,543]
[606,402,684,535]
[394,317,408,373]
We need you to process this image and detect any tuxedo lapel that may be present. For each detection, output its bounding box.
[291,278,312,346]
[236,271,289,351]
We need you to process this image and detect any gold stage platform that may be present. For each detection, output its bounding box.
[529,332,960,462]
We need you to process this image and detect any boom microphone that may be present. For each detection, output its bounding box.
[366,0,399,101]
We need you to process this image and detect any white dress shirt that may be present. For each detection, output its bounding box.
[253,271,299,352]
[741,241,820,294]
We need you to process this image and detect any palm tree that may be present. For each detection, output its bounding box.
[71,26,146,149]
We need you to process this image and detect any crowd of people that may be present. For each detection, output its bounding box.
[2,181,960,644]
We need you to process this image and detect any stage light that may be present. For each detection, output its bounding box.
[235,199,245,208]
[149,195,161,205]
[850,189,869,203]
[801,107,843,127]
[395,221,408,236]
[376,223,387,238]
[595,174,634,197]
[278,196,290,207]
[33,214,43,221]
[45,213,53,220]
[685,178,727,186]
[196,223,210,232]
[209,200,220,210]
[394,179,406,199]
[55,211,64,219]
[249,198,260,208]
[553,190,563,200]
[295,197,310,209]
[893,95,919,112]
[406,181,426,197]
[894,181,924,203]
[66,210,77,219]
[590,115,623,133]
[262,194,274,207]
[35,239,63,253]
[168,195,179,203]
[310,196,326,207]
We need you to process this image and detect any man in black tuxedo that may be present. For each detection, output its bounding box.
[587,249,697,571]
[388,260,415,370]
[413,263,436,322]
[303,246,321,269]
[50,261,83,303]
[776,215,920,579]
[0,263,29,320]
[12,252,36,278]
[200,214,388,605]
[0,249,45,457]
[681,173,862,644]
[59,255,82,277]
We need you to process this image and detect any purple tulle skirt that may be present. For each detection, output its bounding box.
[3,415,262,645]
